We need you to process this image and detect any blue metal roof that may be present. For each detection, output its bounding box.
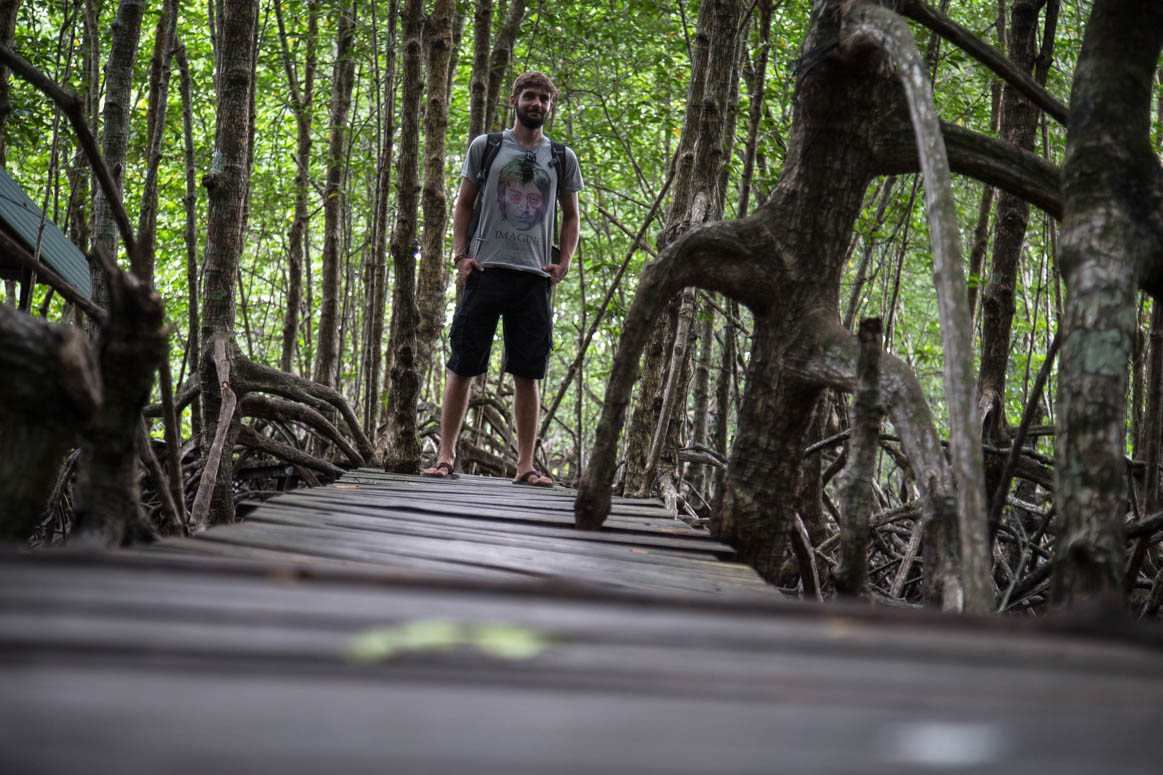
[0,165,91,298]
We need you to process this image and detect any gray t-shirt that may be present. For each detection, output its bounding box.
[461,129,583,276]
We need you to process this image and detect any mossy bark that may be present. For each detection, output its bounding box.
[1051,0,1163,609]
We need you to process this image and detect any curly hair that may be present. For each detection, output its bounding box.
[511,71,558,100]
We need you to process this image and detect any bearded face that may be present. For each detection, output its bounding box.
[513,87,551,130]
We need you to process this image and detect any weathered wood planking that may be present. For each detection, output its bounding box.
[170,469,770,598]
[1,552,1162,774]
[325,469,717,536]
[4,473,1162,772]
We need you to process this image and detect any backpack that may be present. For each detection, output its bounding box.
[469,132,568,264]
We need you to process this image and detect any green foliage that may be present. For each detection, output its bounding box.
[1,0,1123,485]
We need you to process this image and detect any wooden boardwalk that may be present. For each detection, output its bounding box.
[2,470,1162,773]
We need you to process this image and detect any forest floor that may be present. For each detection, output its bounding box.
[1,471,1161,772]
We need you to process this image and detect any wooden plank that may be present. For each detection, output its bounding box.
[188,525,535,583]
[182,521,756,596]
[265,487,721,546]
[3,660,1158,775]
[4,601,1162,708]
[2,557,1162,775]
[244,504,753,571]
[336,469,684,518]
[246,495,736,559]
[238,508,769,595]
[3,558,1158,675]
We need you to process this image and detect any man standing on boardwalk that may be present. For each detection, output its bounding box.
[422,71,583,487]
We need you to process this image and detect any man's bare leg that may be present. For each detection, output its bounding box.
[421,370,474,476]
[512,375,551,485]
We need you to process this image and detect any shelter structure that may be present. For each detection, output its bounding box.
[0,164,90,306]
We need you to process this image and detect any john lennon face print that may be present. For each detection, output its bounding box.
[496,157,551,231]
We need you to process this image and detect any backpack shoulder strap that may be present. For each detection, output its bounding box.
[469,133,505,242]
[550,141,567,197]
[477,132,505,185]
[548,141,570,265]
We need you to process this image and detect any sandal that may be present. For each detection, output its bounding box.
[421,461,459,480]
[512,470,553,488]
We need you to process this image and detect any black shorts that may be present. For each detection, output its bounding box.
[447,268,552,379]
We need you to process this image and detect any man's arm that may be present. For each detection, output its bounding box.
[545,190,579,285]
[452,177,483,277]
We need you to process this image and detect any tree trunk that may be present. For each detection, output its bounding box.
[1052,0,1163,609]
[0,0,19,166]
[363,0,399,433]
[0,306,99,539]
[710,299,737,504]
[623,0,720,495]
[73,265,168,544]
[381,0,425,472]
[483,0,526,132]
[199,0,258,525]
[737,0,772,218]
[416,0,455,388]
[578,1,1037,610]
[847,2,993,613]
[966,78,1002,328]
[688,301,714,497]
[835,318,883,598]
[977,0,1047,446]
[135,0,179,287]
[467,0,492,139]
[276,0,319,375]
[66,0,99,258]
[176,43,202,439]
[626,0,741,498]
[313,0,357,389]
[90,0,145,322]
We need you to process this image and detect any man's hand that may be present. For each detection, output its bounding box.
[542,262,569,285]
[455,255,484,278]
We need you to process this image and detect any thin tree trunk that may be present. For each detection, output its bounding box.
[0,0,19,166]
[626,0,740,496]
[624,0,716,494]
[199,0,258,525]
[689,302,714,497]
[483,0,526,132]
[467,0,492,139]
[737,0,771,217]
[836,318,883,598]
[66,0,98,261]
[966,79,1001,328]
[135,0,179,287]
[978,0,1050,445]
[364,0,398,433]
[416,0,455,388]
[313,0,357,388]
[382,0,425,472]
[133,0,184,528]
[176,43,202,440]
[710,299,737,503]
[90,0,146,323]
[276,0,319,374]
[843,177,897,331]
